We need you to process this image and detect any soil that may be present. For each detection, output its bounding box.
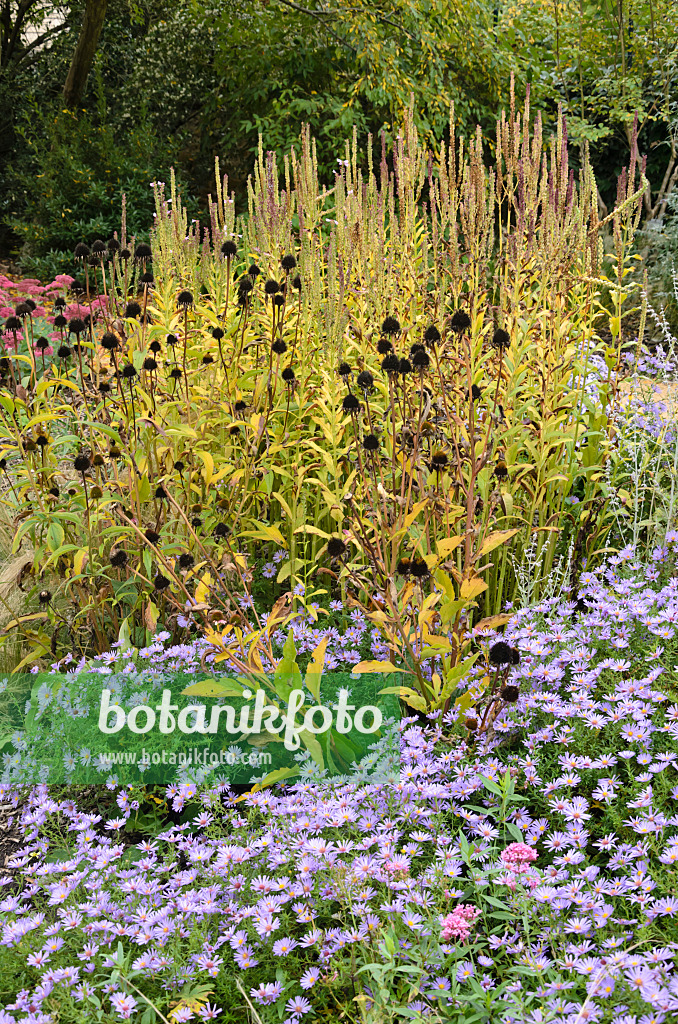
[0,796,26,873]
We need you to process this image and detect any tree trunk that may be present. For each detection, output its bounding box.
[63,0,108,108]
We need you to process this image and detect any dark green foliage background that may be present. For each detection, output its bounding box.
[1,0,677,311]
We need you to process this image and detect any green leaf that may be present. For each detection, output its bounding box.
[46,521,65,552]
[479,774,503,796]
[181,678,243,697]
[274,627,302,696]
[505,822,524,842]
[304,636,327,702]
[482,894,510,910]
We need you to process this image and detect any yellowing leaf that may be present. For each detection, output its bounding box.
[305,636,328,702]
[195,450,214,487]
[144,601,159,633]
[250,413,266,440]
[294,524,331,539]
[473,613,513,632]
[73,548,88,575]
[240,524,286,546]
[454,688,476,714]
[195,573,212,605]
[181,678,244,697]
[233,766,299,801]
[478,529,520,558]
[436,536,463,559]
[417,591,440,627]
[402,498,428,531]
[352,660,408,674]
[460,578,487,600]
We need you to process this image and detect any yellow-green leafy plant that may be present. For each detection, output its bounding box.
[0,87,646,681]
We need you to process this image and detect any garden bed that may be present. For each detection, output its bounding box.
[1,107,678,1022]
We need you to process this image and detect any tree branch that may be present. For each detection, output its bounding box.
[270,0,410,47]
[12,22,67,66]
[4,0,42,67]
[270,0,357,53]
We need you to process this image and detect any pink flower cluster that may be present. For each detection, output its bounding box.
[500,842,537,871]
[439,904,480,941]
[499,842,539,891]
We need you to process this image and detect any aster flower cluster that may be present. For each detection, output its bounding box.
[1,546,678,1021]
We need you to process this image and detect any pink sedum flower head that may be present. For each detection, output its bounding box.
[439,904,480,941]
[500,842,538,871]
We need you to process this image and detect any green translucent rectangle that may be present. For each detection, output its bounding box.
[0,669,402,786]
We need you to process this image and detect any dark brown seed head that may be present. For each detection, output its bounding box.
[381,316,400,336]
[492,328,510,351]
[450,310,471,334]
[410,557,430,579]
[489,640,512,666]
[327,537,347,559]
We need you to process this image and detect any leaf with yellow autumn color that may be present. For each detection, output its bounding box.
[195,572,213,605]
[305,636,328,702]
[378,685,428,713]
[181,678,244,697]
[352,660,408,674]
[194,450,214,487]
[476,529,520,559]
[436,536,463,559]
[473,613,513,632]
[460,577,488,600]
